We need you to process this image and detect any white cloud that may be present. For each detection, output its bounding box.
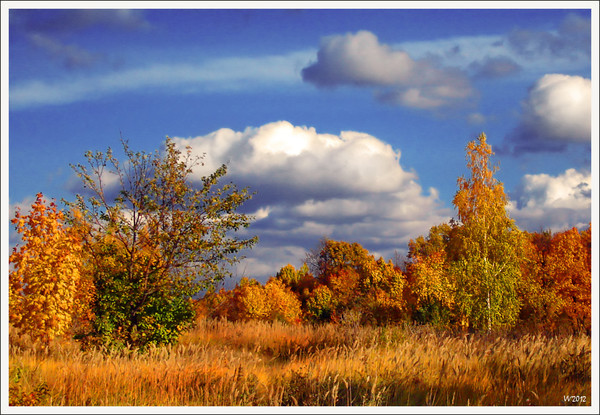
[177,121,419,197]
[509,168,591,231]
[173,121,451,278]
[10,50,313,109]
[302,30,475,110]
[519,74,591,143]
[302,30,416,87]
[501,74,591,153]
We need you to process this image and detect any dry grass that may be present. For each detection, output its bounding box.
[9,319,592,406]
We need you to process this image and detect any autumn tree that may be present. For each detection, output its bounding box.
[230,278,272,321]
[264,278,303,323]
[306,284,335,322]
[545,226,591,332]
[309,239,406,324]
[519,226,591,333]
[451,133,523,331]
[200,277,302,324]
[275,263,317,310]
[518,230,564,331]
[9,193,86,345]
[68,137,257,348]
[406,223,457,327]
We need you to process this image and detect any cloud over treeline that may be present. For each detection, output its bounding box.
[172,121,452,278]
[509,168,591,232]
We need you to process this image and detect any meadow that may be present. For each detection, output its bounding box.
[9,318,591,407]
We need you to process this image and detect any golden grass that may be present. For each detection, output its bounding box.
[9,319,591,406]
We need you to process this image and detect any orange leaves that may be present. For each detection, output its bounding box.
[206,277,303,324]
[520,226,592,332]
[313,239,406,323]
[9,193,85,345]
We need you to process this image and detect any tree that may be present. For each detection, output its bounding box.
[310,239,406,323]
[518,230,565,331]
[231,278,272,321]
[69,137,257,348]
[451,133,522,331]
[9,193,85,345]
[306,285,335,322]
[264,278,303,324]
[545,226,591,332]
[199,277,302,324]
[518,226,591,333]
[407,224,457,326]
[274,263,317,312]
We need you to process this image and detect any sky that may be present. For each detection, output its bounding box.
[3,2,598,285]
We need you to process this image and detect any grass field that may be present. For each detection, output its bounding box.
[8,319,592,406]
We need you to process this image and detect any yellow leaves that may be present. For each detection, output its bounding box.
[9,193,85,345]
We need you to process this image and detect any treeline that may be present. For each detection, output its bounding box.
[8,133,591,353]
[198,225,591,334]
[199,133,591,334]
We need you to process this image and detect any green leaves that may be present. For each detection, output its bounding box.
[450,134,522,331]
[407,134,523,332]
[68,137,257,349]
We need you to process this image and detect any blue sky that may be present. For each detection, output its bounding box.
[3,3,597,282]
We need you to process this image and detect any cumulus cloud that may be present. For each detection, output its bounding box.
[172,121,451,278]
[501,74,591,154]
[301,30,475,110]
[509,168,591,231]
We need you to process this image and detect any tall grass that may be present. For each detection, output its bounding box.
[9,319,591,406]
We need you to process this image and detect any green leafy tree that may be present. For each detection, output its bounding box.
[451,133,522,331]
[69,137,257,348]
[306,284,335,322]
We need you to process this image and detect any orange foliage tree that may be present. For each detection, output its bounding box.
[546,226,592,331]
[520,226,591,332]
[202,277,302,324]
[310,239,406,324]
[9,193,88,345]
